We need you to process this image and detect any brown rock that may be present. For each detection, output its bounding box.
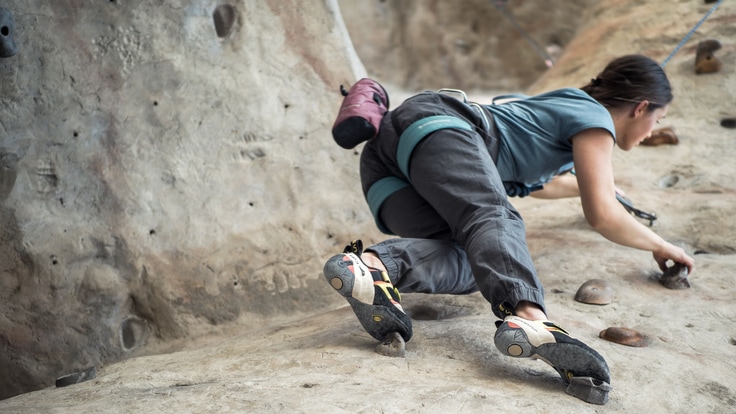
[659,263,691,290]
[641,127,679,146]
[574,279,614,305]
[599,327,652,347]
[695,39,722,74]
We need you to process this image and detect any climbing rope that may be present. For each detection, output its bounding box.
[491,0,555,68]
[661,0,724,67]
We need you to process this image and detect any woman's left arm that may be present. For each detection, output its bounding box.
[529,173,579,199]
[571,128,695,274]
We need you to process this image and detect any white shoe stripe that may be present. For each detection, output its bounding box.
[344,253,375,305]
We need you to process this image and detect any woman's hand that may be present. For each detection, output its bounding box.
[652,241,695,275]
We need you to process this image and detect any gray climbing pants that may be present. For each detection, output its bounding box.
[360,92,545,320]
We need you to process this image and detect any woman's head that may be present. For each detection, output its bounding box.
[581,54,673,110]
[582,55,672,149]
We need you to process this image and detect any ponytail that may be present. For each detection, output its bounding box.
[581,55,673,110]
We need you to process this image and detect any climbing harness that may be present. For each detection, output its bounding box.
[436,89,491,132]
[367,89,494,234]
[490,0,555,68]
[366,177,411,234]
[367,114,474,234]
[661,0,724,67]
[396,115,473,179]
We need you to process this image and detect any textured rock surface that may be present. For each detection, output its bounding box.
[0,0,596,399]
[339,0,592,91]
[1,0,735,411]
[0,0,373,399]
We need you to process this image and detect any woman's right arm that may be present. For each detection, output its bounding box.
[571,128,695,274]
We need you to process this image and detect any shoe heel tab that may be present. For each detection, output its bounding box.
[343,239,364,255]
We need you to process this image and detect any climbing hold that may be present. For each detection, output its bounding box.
[599,327,652,347]
[574,279,614,305]
[0,7,19,58]
[659,262,691,290]
[720,118,736,129]
[695,39,722,74]
[55,366,97,387]
[119,315,150,351]
[213,4,237,38]
[375,331,406,358]
[641,126,679,146]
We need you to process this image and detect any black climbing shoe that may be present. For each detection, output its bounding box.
[494,316,612,404]
[323,240,412,342]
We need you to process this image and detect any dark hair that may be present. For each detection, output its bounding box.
[581,54,673,110]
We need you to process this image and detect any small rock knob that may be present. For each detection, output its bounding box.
[0,8,19,58]
[695,39,722,75]
[574,279,614,305]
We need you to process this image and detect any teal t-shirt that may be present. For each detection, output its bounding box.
[485,88,615,188]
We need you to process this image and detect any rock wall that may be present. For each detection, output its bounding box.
[338,0,595,91]
[0,0,372,399]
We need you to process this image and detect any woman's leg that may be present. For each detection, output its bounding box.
[326,125,610,403]
[380,126,545,320]
[392,127,610,402]
[363,238,478,295]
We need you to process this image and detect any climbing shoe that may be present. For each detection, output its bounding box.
[323,240,412,342]
[494,315,612,404]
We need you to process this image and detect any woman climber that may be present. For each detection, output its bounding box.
[322,54,695,405]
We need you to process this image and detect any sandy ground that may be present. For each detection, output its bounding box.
[1,104,735,413]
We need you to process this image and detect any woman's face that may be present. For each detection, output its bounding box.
[617,103,669,150]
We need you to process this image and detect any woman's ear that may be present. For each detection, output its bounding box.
[633,100,650,117]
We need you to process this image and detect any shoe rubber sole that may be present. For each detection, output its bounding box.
[325,253,375,304]
[324,253,413,342]
[494,316,611,404]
